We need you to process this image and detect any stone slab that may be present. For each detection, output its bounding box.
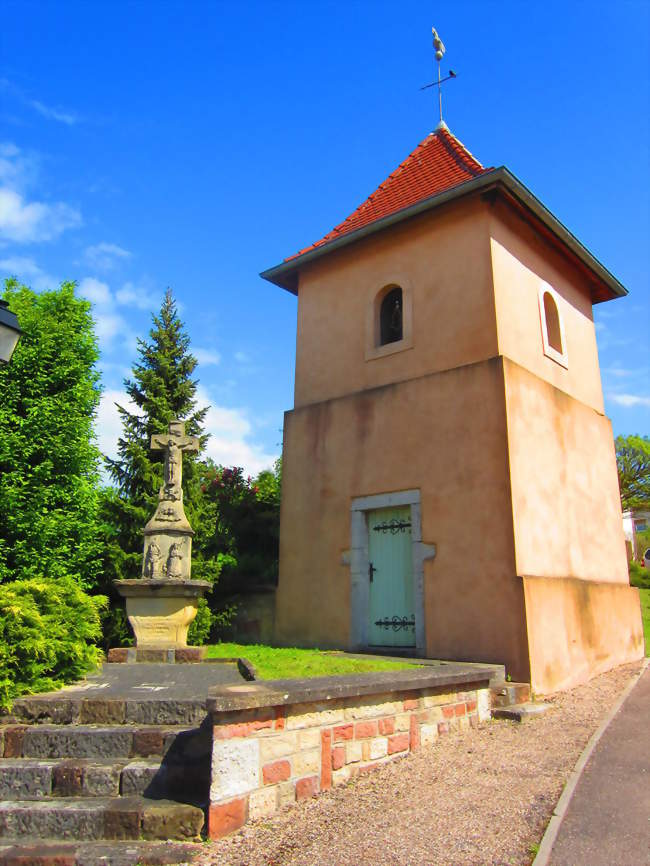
[207,663,500,714]
[492,702,551,722]
[0,841,201,866]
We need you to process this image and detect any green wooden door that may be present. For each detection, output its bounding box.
[367,506,415,647]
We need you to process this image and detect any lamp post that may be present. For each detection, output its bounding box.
[0,299,22,364]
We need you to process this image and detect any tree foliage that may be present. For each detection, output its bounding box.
[0,280,103,589]
[615,435,650,511]
[99,289,222,644]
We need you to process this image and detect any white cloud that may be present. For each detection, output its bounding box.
[85,242,132,270]
[194,347,221,366]
[115,281,159,311]
[234,351,251,364]
[0,255,56,291]
[79,276,111,305]
[0,188,81,243]
[78,276,133,349]
[29,99,78,126]
[607,393,650,409]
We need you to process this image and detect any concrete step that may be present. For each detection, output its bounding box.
[489,681,531,708]
[0,839,201,865]
[7,695,208,727]
[492,701,552,722]
[1,723,211,761]
[0,797,204,842]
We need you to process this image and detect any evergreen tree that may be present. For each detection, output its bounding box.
[0,280,103,589]
[100,290,221,643]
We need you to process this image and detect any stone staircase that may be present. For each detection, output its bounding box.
[0,694,210,866]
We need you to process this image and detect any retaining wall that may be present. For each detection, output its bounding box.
[206,665,497,838]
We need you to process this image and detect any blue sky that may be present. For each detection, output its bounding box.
[1,1,648,473]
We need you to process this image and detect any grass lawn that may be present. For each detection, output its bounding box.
[205,642,419,680]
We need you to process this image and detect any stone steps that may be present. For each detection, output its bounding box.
[0,758,175,801]
[489,681,531,708]
[0,796,204,843]
[0,839,201,865]
[491,701,551,722]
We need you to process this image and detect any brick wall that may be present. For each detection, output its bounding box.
[208,684,489,839]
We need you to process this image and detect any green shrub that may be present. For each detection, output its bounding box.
[187,597,214,646]
[0,576,106,708]
[629,560,650,590]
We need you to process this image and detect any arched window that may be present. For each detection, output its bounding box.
[538,281,568,368]
[379,287,403,345]
[543,292,562,354]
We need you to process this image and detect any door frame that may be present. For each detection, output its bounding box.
[348,489,435,657]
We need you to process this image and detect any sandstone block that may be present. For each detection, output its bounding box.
[249,785,277,820]
[211,738,260,800]
[277,780,296,807]
[52,763,84,797]
[286,702,344,730]
[438,721,450,735]
[133,729,164,757]
[209,797,247,839]
[369,737,388,760]
[0,760,53,798]
[332,766,351,787]
[395,713,410,732]
[298,728,321,750]
[120,761,159,797]
[3,726,26,758]
[345,741,362,764]
[79,700,126,726]
[141,801,204,840]
[343,696,402,721]
[258,732,298,762]
[477,688,491,722]
[458,715,470,731]
[422,691,455,707]
[293,749,320,777]
[104,801,142,840]
[420,723,439,747]
[83,763,120,796]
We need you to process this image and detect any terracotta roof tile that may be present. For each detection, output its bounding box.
[288,126,491,261]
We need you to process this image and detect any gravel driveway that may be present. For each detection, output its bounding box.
[197,661,643,866]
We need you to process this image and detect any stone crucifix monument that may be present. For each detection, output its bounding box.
[114,420,210,651]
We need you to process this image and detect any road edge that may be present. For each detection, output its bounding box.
[532,656,649,866]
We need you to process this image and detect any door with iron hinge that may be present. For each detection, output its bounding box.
[367,505,415,647]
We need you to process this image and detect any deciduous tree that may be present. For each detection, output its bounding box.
[615,435,650,512]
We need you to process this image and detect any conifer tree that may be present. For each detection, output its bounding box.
[101,290,221,626]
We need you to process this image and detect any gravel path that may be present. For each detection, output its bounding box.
[197,662,643,866]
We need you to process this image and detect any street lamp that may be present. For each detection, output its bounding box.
[0,299,22,364]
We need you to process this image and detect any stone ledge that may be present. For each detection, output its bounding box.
[207,662,499,714]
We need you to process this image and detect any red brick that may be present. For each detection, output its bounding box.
[409,714,420,752]
[133,729,163,756]
[331,746,345,770]
[442,705,455,720]
[320,728,332,791]
[295,775,319,800]
[403,699,418,711]
[454,703,466,717]
[333,724,353,742]
[214,719,274,739]
[378,717,395,735]
[3,726,26,758]
[209,797,248,839]
[466,700,477,713]
[274,707,287,730]
[387,733,410,755]
[262,760,291,784]
[437,721,450,736]
[354,721,378,739]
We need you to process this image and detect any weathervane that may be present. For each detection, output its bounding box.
[420,27,457,126]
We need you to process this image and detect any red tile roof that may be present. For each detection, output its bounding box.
[288,125,491,261]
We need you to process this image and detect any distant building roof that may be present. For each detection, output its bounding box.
[261,125,627,304]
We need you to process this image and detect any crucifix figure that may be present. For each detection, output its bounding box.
[150,420,200,501]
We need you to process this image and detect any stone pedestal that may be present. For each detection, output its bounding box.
[114,579,210,648]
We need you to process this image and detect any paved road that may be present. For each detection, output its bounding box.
[547,666,650,866]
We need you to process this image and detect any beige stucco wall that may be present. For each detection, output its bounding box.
[276,357,532,682]
[503,359,629,584]
[523,576,644,694]
[293,199,497,408]
[489,202,605,413]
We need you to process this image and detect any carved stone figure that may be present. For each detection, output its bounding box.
[166,542,184,580]
[143,541,162,578]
